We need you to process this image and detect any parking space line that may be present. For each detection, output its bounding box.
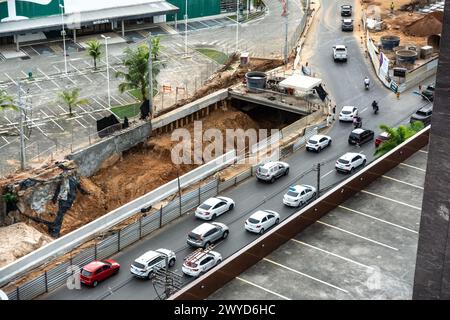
[110,95,123,106]
[69,62,93,83]
[38,68,61,89]
[316,221,399,251]
[4,73,17,85]
[339,205,418,234]
[263,258,349,293]
[78,104,98,121]
[418,150,428,154]
[53,65,61,73]
[360,190,422,210]
[40,110,64,131]
[65,74,77,85]
[83,60,93,68]
[28,45,41,55]
[381,175,424,189]
[235,277,291,300]
[399,163,426,172]
[290,239,373,269]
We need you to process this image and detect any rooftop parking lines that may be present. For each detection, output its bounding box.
[359,190,422,211]
[235,277,291,300]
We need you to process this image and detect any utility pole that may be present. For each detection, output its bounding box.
[59,4,68,74]
[184,0,188,57]
[148,32,153,118]
[316,162,321,197]
[101,35,111,108]
[18,80,26,170]
[284,0,289,64]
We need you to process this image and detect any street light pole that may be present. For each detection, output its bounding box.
[284,0,289,64]
[101,35,111,108]
[236,0,239,53]
[59,4,68,74]
[18,80,26,170]
[148,32,154,118]
[184,0,188,57]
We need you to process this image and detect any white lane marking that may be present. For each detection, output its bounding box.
[263,258,349,293]
[290,239,373,269]
[40,110,64,132]
[381,175,424,190]
[338,205,418,234]
[418,150,428,154]
[65,74,77,85]
[53,65,61,73]
[110,95,122,106]
[4,73,17,85]
[360,107,368,113]
[321,170,334,179]
[37,68,61,89]
[316,221,399,251]
[236,277,291,300]
[399,163,426,172]
[69,62,93,83]
[360,190,422,210]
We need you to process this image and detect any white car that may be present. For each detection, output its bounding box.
[339,106,358,122]
[195,196,235,220]
[306,134,332,152]
[245,210,280,234]
[283,185,317,207]
[182,250,222,277]
[333,44,348,62]
[335,152,367,173]
[130,248,176,279]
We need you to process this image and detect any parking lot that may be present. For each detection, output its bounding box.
[209,149,428,300]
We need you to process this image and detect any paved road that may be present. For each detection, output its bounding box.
[41,0,432,300]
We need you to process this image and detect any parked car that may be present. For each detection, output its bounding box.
[341,19,354,31]
[421,84,435,102]
[130,249,176,279]
[348,128,374,145]
[375,131,390,147]
[245,210,280,234]
[341,4,352,16]
[255,161,290,183]
[80,260,120,287]
[182,250,222,277]
[333,45,348,62]
[306,134,332,152]
[195,196,235,220]
[410,105,433,126]
[283,185,317,207]
[339,106,358,122]
[187,222,229,248]
[335,152,367,173]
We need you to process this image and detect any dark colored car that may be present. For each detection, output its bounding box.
[341,5,352,16]
[341,19,354,31]
[421,84,435,102]
[348,128,374,145]
[80,260,120,287]
[410,106,433,126]
[375,132,390,147]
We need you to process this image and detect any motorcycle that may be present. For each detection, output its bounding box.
[364,82,370,90]
[353,117,362,129]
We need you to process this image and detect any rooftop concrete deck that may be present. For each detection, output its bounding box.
[209,148,428,300]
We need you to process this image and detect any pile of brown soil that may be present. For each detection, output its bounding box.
[405,13,443,36]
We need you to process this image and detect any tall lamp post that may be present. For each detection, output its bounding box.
[101,34,111,108]
[235,0,239,53]
[59,4,68,74]
[148,32,154,118]
[184,0,188,57]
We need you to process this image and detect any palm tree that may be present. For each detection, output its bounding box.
[0,89,18,111]
[374,121,424,157]
[86,40,102,70]
[58,88,88,117]
[115,43,164,117]
[151,36,162,60]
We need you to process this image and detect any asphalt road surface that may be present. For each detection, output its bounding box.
[41,0,432,300]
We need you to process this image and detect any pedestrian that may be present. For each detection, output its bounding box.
[396,91,400,100]
[332,105,336,120]
[390,1,394,14]
[418,84,422,92]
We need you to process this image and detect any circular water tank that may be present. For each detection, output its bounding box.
[396,49,418,64]
[245,71,267,93]
[380,35,401,50]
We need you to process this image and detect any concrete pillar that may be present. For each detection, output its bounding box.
[73,29,77,43]
[206,106,210,116]
[413,2,450,299]
[121,20,125,38]
[14,34,19,52]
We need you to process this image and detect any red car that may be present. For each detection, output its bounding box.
[375,132,390,147]
[80,260,120,287]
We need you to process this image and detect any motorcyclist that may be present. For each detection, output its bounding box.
[364,77,370,89]
[372,100,379,113]
[353,115,362,128]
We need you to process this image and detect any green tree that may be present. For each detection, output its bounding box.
[57,88,88,117]
[374,121,425,157]
[0,89,18,111]
[86,39,102,70]
[115,43,164,117]
[151,36,162,60]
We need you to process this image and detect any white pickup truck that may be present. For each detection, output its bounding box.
[333,45,348,62]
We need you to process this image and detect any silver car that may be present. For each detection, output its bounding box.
[186,222,229,248]
[255,161,290,183]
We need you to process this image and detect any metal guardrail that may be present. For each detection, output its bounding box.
[169,126,430,300]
